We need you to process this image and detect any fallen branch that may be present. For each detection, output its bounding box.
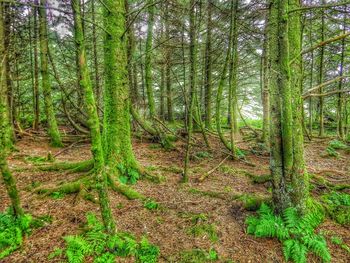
[198,155,230,182]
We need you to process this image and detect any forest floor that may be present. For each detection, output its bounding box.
[1,130,349,263]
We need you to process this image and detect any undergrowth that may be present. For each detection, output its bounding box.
[117,163,140,184]
[0,209,32,259]
[169,248,219,263]
[246,203,330,263]
[322,191,350,225]
[55,212,160,263]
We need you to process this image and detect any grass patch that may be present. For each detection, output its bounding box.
[169,248,219,263]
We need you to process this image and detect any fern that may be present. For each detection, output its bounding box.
[60,213,160,262]
[246,203,330,263]
[0,209,33,259]
[322,192,350,225]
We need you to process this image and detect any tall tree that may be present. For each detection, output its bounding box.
[183,0,197,182]
[102,0,139,173]
[268,0,308,213]
[71,0,115,233]
[204,0,213,129]
[0,1,23,218]
[318,1,326,137]
[38,0,63,147]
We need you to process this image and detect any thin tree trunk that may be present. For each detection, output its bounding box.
[38,0,63,147]
[261,13,270,147]
[91,0,100,109]
[336,11,346,140]
[183,0,197,182]
[33,2,40,130]
[318,1,325,137]
[204,0,213,129]
[165,3,174,122]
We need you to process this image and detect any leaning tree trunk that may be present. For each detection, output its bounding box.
[72,0,115,233]
[38,0,63,147]
[0,1,23,218]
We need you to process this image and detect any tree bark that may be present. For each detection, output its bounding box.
[72,0,115,233]
[38,0,63,147]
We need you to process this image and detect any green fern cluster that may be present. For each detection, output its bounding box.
[246,204,330,263]
[0,209,32,259]
[328,140,348,150]
[61,213,159,263]
[117,163,140,184]
[322,192,350,225]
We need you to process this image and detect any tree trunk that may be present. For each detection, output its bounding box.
[91,0,101,109]
[33,2,40,130]
[204,0,213,129]
[183,0,197,182]
[0,1,23,218]
[318,1,325,137]
[38,0,63,147]
[336,12,346,140]
[102,0,139,172]
[165,3,174,122]
[72,0,115,233]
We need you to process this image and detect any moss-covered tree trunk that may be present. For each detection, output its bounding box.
[38,0,63,147]
[215,0,236,158]
[204,0,213,129]
[318,2,325,137]
[72,0,115,233]
[336,12,346,140]
[288,0,308,213]
[165,3,174,123]
[145,0,156,119]
[32,2,40,130]
[0,1,23,218]
[268,0,308,213]
[183,0,197,182]
[228,0,239,150]
[102,0,138,172]
[261,13,270,147]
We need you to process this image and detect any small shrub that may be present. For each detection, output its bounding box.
[328,140,348,150]
[49,191,65,199]
[246,203,330,263]
[322,192,350,225]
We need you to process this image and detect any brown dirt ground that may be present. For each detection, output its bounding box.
[1,133,349,263]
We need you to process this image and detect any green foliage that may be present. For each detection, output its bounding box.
[328,140,348,150]
[61,213,160,263]
[330,236,350,254]
[117,163,140,185]
[325,146,339,157]
[49,191,65,199]
[0,209,32,259]
[172,248,219,263]
[48,247,63,260]
[184,214,217,242]
[246,203,330,263]
[144,199,160,210]
[193,151,212,160]
[322,192,350,225]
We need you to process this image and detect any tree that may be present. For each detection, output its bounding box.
[0,1,23,218]
[268,0,308,213]
[38,0,63,147]
[71,0,115,233]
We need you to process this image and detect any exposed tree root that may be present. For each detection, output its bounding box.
[37,159,94,173]
[311,174,350,191]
